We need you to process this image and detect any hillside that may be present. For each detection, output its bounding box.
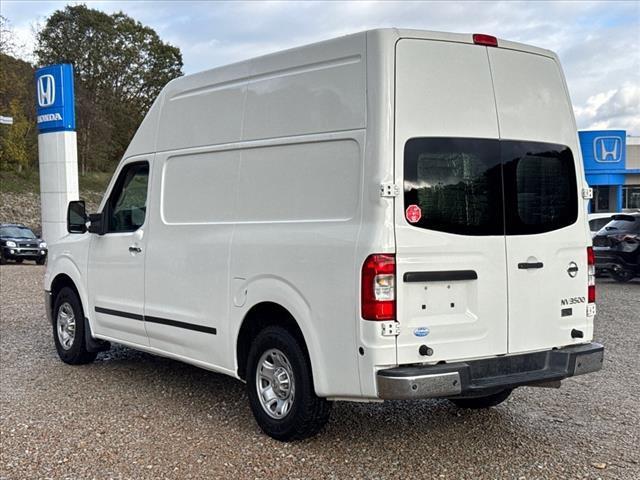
[0,170,111,233]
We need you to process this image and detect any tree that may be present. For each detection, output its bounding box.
[34,5,183,174]
[0,15,20,56]
[0,50,37,173]
[0,100,34,172]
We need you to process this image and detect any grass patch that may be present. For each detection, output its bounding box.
[0,169,112,197]
[0,170,40,194]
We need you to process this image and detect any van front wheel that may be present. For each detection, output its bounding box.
[246,326,331,440]
[449,388,512,409]
[52,287,97,365]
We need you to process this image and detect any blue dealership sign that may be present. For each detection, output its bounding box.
[35,64,75,133]
[579,130,626,172]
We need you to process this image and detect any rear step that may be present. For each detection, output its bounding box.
[376,343,604,400]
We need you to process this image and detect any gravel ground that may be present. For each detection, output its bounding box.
[1,264,638,480]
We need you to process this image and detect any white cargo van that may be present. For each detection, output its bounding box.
[45,29,604,440]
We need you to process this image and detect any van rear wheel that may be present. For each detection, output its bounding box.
[246,326,331,440]
[449,388,512,409]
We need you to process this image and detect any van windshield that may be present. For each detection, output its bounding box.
[404,138,578,236]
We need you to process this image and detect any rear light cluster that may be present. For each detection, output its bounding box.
[587,247,596,304]
[361,254,396,320]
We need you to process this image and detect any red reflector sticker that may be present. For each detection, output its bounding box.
[406,204,422,223]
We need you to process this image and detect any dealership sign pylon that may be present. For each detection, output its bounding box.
[35,64,78,243]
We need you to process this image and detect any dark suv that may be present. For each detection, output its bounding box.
[593,213,640,282]
[0,223,48,265]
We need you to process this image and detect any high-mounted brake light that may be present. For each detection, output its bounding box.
[473,33,498,47]
[587,247,596,304]
[361,254,396,320]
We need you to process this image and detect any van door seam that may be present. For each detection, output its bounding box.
[485,47,510,354]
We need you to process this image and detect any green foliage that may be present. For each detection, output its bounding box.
[0,168,112,197]
[34,4,183,173]
[0,100,34,172]
[0,52,37,173]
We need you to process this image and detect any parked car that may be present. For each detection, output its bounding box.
[593,213,640,282]
[588,212,615,238]
[0,223,47,265]
[44,29,604,441]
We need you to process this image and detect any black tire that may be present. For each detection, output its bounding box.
[0,254,6,265]
[36,257,46,265]
[246,326,332,441]
[15,259,23,264]
[611,268,635,283]
[52,287,97,365]
[449,389,512,409]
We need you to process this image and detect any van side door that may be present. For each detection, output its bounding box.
[88,159,150,346]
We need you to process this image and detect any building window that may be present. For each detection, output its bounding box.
[622,185,640,210]
[592,186,610,212]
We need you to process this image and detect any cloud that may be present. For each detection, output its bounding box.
[574,83,640,134]
[2,0,639,134]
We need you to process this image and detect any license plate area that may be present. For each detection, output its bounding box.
[403,280,478,328]
[410,282,468,316]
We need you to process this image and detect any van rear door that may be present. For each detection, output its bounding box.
[394,39,508,365]
[488,48,591,353]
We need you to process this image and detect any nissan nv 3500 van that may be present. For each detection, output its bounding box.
[45,29,604,440]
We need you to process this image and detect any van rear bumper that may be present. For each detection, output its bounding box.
[376,342,604,400]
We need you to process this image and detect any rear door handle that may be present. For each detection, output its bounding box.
[518,261,543,269]
[129,246,142,253]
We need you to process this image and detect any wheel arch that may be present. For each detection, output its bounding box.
[47,257,89,324]
[236,302,311,382]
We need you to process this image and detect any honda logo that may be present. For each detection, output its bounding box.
[593,136,622,163]
[37,74,56,107]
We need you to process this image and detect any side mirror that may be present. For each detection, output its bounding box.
[88,212,106,235]
[67,201,88,234]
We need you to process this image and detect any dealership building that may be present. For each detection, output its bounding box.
[579,130,640,213]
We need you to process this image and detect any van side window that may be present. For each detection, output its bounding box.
[106,162,149,233]
[403,138,504,235]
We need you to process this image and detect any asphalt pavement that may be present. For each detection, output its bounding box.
[1,265,638,479]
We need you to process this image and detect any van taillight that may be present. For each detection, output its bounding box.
[587,247,596,303]
[361,254,396,320]
[473,33,498,47]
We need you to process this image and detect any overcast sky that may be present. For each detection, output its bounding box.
[3,0,639,135]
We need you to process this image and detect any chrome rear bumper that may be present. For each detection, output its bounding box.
[376,342,604,400]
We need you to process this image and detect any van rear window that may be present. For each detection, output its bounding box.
[404,138,578,236]
[403,138,503,235]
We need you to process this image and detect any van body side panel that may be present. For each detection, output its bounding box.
[155,62,250,152]
[243,34,366,141]
[229,135,365,397]
[143,37,368,392]
[143,148,241,367]
[488,48,592,352]
[394,39,508,365]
